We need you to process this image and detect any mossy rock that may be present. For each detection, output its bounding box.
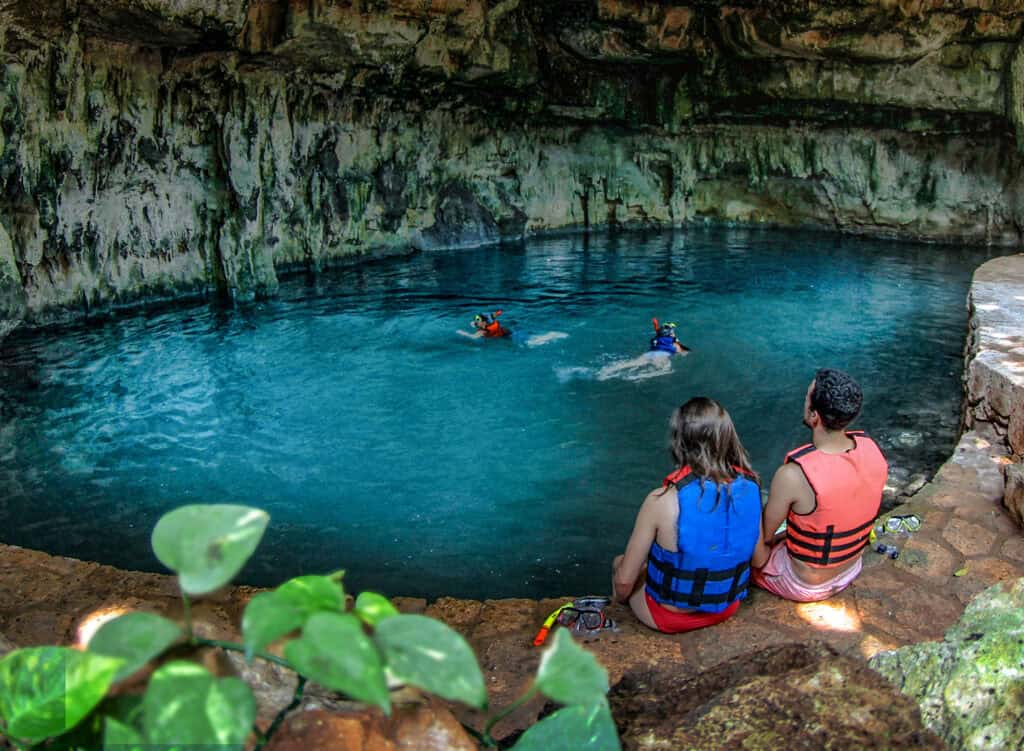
[870,578,1024,751]
[0,223,26,340]
[612,642,943,749]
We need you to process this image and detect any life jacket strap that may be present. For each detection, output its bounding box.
[787,545,868,567]
[787,517,874,564]
[647,557,750,607]
[726,565,745,603]
[663,465,757,488]
[787,516,875,540]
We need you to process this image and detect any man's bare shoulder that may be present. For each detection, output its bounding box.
[772,462,805,486]
[770,461,815,508]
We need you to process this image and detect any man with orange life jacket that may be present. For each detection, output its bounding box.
[750,368,888,602]
[457,310,511,340]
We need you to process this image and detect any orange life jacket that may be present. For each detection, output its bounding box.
[483,320,509,338]
[784,431,888,568]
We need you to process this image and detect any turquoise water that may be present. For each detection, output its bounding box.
[0,229,1001,598]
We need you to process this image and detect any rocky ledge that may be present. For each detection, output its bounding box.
[4,1,1024,334]
[964,255,1024,531]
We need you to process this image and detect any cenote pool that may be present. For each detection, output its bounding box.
[0,228,1003,599]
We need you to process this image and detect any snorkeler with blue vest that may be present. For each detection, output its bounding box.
[649,318,690,356]
[593,317,689,381]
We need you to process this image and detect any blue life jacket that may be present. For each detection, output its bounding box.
[650,334,678,354]
[645,466,762,613]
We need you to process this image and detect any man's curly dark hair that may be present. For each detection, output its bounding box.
[810,368,863,431]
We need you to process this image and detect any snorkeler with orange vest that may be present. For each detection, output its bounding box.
[457,310,511,339]
[458,310,568,347]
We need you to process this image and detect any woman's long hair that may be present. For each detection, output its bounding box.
[668,397,758,491]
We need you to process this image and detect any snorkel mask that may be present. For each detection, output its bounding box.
[659,322,678,337]
[472,310,503,327]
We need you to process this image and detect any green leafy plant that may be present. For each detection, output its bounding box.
[0,504,619,750]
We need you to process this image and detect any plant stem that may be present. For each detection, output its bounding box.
[191,637,293,670]
[461,722,487,746]
[181,591,194,642]
[253,676,307,751]
[482,686,540,747]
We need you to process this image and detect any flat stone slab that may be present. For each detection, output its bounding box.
[966,254,1024,456]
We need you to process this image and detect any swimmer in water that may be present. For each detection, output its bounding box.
[458,310,569,347]
[596,318,690,381]
[648,320,690,356]
[458,310,511,340]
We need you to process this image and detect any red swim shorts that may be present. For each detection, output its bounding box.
[644,592,740,633]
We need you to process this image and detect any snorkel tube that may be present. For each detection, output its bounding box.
[532,601,572,646]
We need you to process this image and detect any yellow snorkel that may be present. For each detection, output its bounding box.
[532,601,572,646]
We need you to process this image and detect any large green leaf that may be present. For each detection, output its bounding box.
[48,695,143,751]
[373,614,486,709]
[241,592,305,662]
[276,575,345,611]
[510,701,620,751]
[88,612,182,682]
[284,613,390,712]
[242,576,345,660]
[534,629,608,706]
[141,661,254,749]
[0,647,122,742]
[151,505,269,595]
[102,717,145,750]
[354,592,399,627]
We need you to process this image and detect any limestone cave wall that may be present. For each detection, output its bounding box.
[3,0,1024,331]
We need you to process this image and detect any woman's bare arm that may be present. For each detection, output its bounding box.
[613,488,665,602]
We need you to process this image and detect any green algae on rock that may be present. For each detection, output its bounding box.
[869,578,1024,751]
[0,222,26,339]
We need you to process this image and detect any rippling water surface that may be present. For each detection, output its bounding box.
[0,229,1004,598]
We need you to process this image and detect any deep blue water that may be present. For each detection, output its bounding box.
[0,228,1002,598]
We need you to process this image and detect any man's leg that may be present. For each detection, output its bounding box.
[751,542,861,602]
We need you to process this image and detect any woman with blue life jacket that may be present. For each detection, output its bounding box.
[612,398,762,633]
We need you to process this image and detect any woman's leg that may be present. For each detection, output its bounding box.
[628,585,659,630]
[613,554,659,630]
